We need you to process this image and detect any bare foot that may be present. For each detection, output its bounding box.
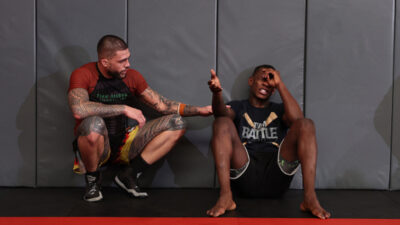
[300,195,331,219]
[206,193,237,217]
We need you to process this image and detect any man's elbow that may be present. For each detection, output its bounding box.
[213,112,225,118]
[72,114,83,120]
[294,114,305,121]
[157,105,170,115]
[70,107,86,120]
[285,114,305,127]
[213,109,231,119]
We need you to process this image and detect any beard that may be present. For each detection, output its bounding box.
[106,68,124,79]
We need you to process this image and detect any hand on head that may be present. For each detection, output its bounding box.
[265,69,281,89]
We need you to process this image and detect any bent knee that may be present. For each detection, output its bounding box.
[77,116,107,136]
[213,117,235,133]
[79,132,104,146]
[168,114,187,131]
[172,128,186,141]
[292,118,315,132]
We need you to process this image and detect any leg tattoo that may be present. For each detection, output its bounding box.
[129,114,186,159]
[77,116,107,136]
[76,116,111,163]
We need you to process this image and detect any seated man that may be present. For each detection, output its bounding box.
[68,34,211,202]
[206,65,331,219]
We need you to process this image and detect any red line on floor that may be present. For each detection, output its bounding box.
[1,217,400,225]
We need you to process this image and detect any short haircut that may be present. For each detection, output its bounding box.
[251,64,276,76]
[97,34,128,59]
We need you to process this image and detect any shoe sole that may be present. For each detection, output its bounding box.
[114,176,148,198]
[83,191,103,202]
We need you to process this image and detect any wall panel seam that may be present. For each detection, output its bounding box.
[34,0,38,187]
[390,0,397,190]
[303,0,308,116]
[125,0,128,44]
[213,0,219,189]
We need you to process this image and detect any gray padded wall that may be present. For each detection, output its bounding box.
[129,0,216,187]
[306,0,394,189]
[36,0,126,186]
[218,0,306,189]
[392,0,400,190]
[0,0,398,189]
[0,0,36,186]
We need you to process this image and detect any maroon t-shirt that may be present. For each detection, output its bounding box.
[68,62,148,135]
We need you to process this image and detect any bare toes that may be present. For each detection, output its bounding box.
[300,201,330,219]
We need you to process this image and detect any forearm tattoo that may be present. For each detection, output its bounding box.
[183,105,200,116]
[68,88,125,118]
[140,88,200,116]
[129,114,186,159]
[140,88,179,114]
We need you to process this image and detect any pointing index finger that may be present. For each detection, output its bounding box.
[210,69,217,78]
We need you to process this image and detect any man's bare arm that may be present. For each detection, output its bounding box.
[68,88,125,119]
[277,82,303,126]
[139,87,212,116]
[268,70,303,126]
[68,88,146,127]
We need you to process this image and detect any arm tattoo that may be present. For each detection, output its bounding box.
[183,105,200,116]
[129,114,186,159]
[140,88,179,114]
[68,88,125,119]
[140,87,202,116]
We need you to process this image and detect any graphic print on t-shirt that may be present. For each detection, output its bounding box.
[241,112,279,146]
[93,92,129,103]
[229,100,287,153]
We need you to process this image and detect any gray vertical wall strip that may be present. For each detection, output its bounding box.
[218,0,305,110]
[391,0,400,190]
[0,0,36,186]
[213,0,219,188]
[36,0,126,186]
[129,0,216,188]
[126,0,129,43]
[306,0,393,189]
[34,0,38,187]
[215,0,219,74]
[303,0,308,116]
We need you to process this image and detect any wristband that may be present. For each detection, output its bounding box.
[178,103,186,116]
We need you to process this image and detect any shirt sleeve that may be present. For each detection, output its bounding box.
[68,67,91,92]
[272,102,288,129]
[133,71,148,95]
[126,69,149,96]
[275,103,285,118]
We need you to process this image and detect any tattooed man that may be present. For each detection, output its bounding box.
[68,34,212,202]
[206,66,330,219]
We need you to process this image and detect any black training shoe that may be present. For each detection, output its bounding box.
[83,173,103,202]
[114,173,148,198]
